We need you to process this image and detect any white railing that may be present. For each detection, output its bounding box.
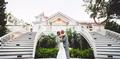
[41,25,81,32]
[0,29,26,48]
[105,29,120,42]
[32,27,45,57]
[78,27,97,57]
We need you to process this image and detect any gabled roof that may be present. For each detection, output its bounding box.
[47,12,79,23]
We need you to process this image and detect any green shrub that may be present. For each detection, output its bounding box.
[0,26,9,37]
[37,33,57,48]
[35,48,58,58]
[70,48,94,58]
[70,48,81,58]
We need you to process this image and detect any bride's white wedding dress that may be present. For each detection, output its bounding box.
[56,42,67,59]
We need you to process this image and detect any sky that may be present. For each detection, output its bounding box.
[5,0,93,23]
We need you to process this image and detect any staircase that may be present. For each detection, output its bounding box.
[90,32,120,58]
[0,32,36,58]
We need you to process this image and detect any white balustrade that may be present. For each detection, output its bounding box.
[32,26,45,57]
[105,30,120,42]
[0,29,26,48]
[78,27,97,57]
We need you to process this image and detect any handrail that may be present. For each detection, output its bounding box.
[105,29,120,42]
[32,28,45,57]
[78,27,97,57]
[0,29,26,47]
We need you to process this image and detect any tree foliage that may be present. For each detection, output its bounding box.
[84,0,120,23]
[83,0,109,24]
[0,0,7,26]
[0,0,8,37]
[105,20,120,33]
[108,0,120,17]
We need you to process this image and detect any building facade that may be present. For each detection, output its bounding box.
[33,12,104,32]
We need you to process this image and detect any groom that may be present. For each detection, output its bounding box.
[60,30,70,59]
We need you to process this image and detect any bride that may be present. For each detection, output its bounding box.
[56,31,67,59]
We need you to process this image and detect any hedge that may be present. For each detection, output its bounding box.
[70,48,94,58]
[35,48,59,58]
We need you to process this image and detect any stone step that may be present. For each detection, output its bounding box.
[96,55,108,58]
[7,40,34,43]
[95,40,115,42]
[96,46,120,48]
[97,49,120,52]
[0,52,32,56]
[5,43,34,45]
[13,36,34,40]
[0,55,32,58]
[13,40,34,42]
[3,44,34,47]
[14,37,34,40]
[95,44,120,46]
[0,49,33,52]
[95,43,119,45]
[96,55,120,58]
[4,45,33,47]
[95,40,116,43]
[95,43,117,45]
[97,52,120,56]
[96,45,120,47]
[0,47,33,49]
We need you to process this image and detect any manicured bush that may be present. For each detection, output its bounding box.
[70,48,94,58]
[35,48,58,58]
[70,48,81,58]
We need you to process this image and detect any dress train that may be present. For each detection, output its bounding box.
[56,42,67,59]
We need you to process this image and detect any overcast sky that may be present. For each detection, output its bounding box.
[5,0,93,23]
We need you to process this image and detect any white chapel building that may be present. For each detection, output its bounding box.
[33,12,104,32]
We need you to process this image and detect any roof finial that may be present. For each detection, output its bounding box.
[35,12,44,19]
[40,12,44,17]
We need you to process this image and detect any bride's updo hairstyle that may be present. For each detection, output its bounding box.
[57,31,60,36]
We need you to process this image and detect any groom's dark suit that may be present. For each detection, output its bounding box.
[63,35,70,59]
